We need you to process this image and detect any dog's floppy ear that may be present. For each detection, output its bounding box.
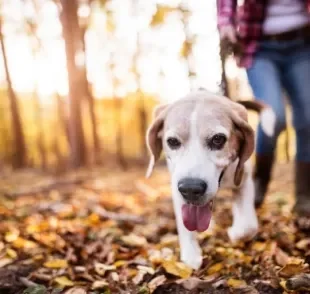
[145,103,169,178]
[230,103,255,186]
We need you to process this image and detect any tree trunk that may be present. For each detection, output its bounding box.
[60,0,87,168]
[81,28,100,159]
[0,18,27,168]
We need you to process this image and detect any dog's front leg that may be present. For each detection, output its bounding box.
[172,188,203,270]
[228,172,259,243]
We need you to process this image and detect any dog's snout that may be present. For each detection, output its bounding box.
[178,178,207,201]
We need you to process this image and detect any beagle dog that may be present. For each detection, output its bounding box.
[145,89,275,270]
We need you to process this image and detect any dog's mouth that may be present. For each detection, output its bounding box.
[182,200,213,232]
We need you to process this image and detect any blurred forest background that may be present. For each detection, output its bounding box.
[0,0,293,173]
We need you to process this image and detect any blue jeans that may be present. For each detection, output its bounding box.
[246,37,310,162]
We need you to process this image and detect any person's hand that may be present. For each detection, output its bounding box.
[219,24,237,44]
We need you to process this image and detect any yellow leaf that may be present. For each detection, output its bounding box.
[92,280,109,290]
[5,230,19,242]
[12,237,37,249]
[162,259,192,279]
[6,248,17,259]
[280,280,289,291]
[251,241,266,252]
[87,213,100,225]
[54,276,74,287]
[44,259,68,269]
[121,234,147,247]
[207,263,224,275]
[113,260,127,268]
[227,278,247,288]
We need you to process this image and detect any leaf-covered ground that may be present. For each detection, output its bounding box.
[0,163,309,294]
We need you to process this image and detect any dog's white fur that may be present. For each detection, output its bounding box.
[146,90,275,270]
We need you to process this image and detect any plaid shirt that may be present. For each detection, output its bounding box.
[217,0,310,68]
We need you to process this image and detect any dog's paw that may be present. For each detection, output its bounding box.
[227,222,258,244]
[180,241,203,270]
[181,250,203,270]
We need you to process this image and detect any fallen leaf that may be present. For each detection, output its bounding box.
[13,237,37,249]
[251,242,266,252]
[0,257,13,268]
[133,271,146,285]
[137,265,155,275]
[64,288,87,294]
[277,260,306,278]
[275,247,290,267]
[148,275,167,293]
[23,285,47,294]
[111,272,119,282]
[54,276,74,287]
[296,239,310,250]
[227,278,247,288]
[113,260,127,268]
[121,234,147,247]
[162,259,192,279]
[6,248,17,259]
[5,230,19,242]
[176,277,210,290]
[91,280,109,290]
[94,262,116,276]
[207,262,224,275]
[44,259,68,269]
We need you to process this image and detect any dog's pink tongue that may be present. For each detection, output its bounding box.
[182,203,212,232]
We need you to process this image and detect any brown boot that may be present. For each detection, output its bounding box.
[253,154,275,208]
[293,161,310,216]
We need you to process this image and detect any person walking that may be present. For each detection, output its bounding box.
[217,0,310,217]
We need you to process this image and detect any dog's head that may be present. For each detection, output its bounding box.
[145,89,255,232]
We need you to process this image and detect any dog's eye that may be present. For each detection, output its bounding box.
[167,137,181,149]
[209,134,227,150]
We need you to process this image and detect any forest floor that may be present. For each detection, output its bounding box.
[0,162,309,294]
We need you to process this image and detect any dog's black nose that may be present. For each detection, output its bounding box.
[178,178,207,201]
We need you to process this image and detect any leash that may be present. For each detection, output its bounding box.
[219,39,290,162]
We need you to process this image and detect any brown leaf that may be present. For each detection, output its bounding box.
[176,277,210,290]
[148,275,167,293]
[277,259,307,278]
[275,247,290,267]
